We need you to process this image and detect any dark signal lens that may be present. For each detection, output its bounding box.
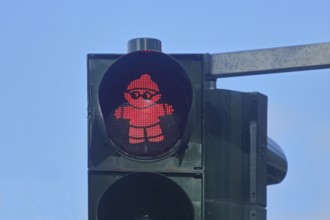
[97,173,194,220]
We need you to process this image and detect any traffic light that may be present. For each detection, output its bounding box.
[88,40,204,220]
[87,38,287,220]
[204,89,268,219]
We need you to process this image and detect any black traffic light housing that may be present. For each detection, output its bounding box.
[87,38,287,220]
[88,42,204,220]
[204,89,268,219]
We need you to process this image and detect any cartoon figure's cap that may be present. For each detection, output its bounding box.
[127,74,159,92]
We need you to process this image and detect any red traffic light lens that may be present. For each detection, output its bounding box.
[99,51,193,161]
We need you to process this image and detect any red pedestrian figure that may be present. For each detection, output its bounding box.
[114,74,174,144]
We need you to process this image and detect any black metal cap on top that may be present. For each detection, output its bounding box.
[128,38,162,52]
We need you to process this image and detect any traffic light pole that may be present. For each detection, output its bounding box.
[208,42,330,78]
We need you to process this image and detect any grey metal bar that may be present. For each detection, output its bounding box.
[249,121,257,204]
[209,42,330,78]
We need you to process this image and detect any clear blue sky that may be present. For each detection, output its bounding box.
[1,0,329,219]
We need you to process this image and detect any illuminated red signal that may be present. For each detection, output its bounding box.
[98,51,193,161]
[114,74,174,144]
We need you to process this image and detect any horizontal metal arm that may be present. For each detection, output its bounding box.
[209,42,330,78]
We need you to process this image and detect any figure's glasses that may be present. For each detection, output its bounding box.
[127,90,159,100]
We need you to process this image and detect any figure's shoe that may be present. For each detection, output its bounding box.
[148,135,164,142]
[129,138,145,144]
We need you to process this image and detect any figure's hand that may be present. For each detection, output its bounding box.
[114,107,122,119]
[164,104,174,115]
